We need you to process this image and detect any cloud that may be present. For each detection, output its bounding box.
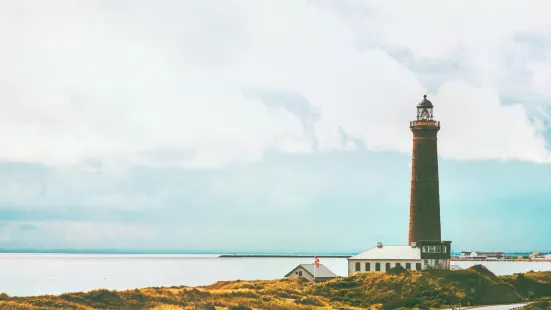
[1,153,551,251]
[0,0,550,168]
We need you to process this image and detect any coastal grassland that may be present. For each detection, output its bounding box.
[523,300,551,309]
[501,270,551,300]
[0,266,550,310]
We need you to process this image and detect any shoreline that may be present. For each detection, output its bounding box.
[1,253,550,262]
[218,254,352,258]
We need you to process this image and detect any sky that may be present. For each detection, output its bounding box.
[0,0,551,253]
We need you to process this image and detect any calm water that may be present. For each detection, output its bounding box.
[1,254,550,297]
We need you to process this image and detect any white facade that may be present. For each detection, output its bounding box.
[529,252,541,259]
[348,260,422,275]
[347,258,451,275]
[286,265,315,281]
[460,251,506,260]
[347,243,451,275]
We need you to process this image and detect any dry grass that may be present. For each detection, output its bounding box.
[0,266,550,309]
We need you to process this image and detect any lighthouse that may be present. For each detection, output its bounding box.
[408,95,442,245]
[346,95,452,273]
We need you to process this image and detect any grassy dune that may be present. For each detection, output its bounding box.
[0,265,550,310]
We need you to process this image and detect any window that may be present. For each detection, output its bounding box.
[416,263,422,271]
[425,246,442,253]
[355,262,361,272]
[375,263,381,271]
[420,108,430,120]
[385,263,391,271]
[443,246,447,253]
[365,263,370,271]
[298,271,302,277]
[406,263,411,270]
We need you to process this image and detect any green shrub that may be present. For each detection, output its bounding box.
[298,296,324,306]
[387,264,407,275]
[202,304,216,310]
[229,305,252,310]
[524,301,551,310]
[382,297,421,310]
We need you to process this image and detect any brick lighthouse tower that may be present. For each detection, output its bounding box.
[408,95,442,246]
[346,95,452,272]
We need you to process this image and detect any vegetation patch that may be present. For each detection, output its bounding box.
[0,265,550,309]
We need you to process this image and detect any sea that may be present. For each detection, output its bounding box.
[1,253,550,297]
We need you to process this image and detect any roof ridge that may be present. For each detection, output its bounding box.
[349,245,421,260]
[356,245,415,252]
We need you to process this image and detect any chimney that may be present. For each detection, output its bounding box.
[377,242,383,248]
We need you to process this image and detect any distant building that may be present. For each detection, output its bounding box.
[460,251,478,258]
[284,264,337,282]
[484,252,505,259]
[347,241,452,275]
[529,252,541,259]
[460,251,504,260]
[528,252,551,260]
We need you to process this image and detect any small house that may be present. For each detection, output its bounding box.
[284,264,337,282]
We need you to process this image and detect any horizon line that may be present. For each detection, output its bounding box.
[0,248,541,255]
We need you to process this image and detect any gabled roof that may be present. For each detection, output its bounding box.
[285,264,337,278]
[348,245,421,260]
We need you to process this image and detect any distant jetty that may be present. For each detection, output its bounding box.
[219,254,352,258]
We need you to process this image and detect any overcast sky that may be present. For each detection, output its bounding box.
[1,0,551,253]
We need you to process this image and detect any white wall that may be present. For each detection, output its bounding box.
[286,266,315,281]
[347,260,422,275]
[348,259,451,275]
